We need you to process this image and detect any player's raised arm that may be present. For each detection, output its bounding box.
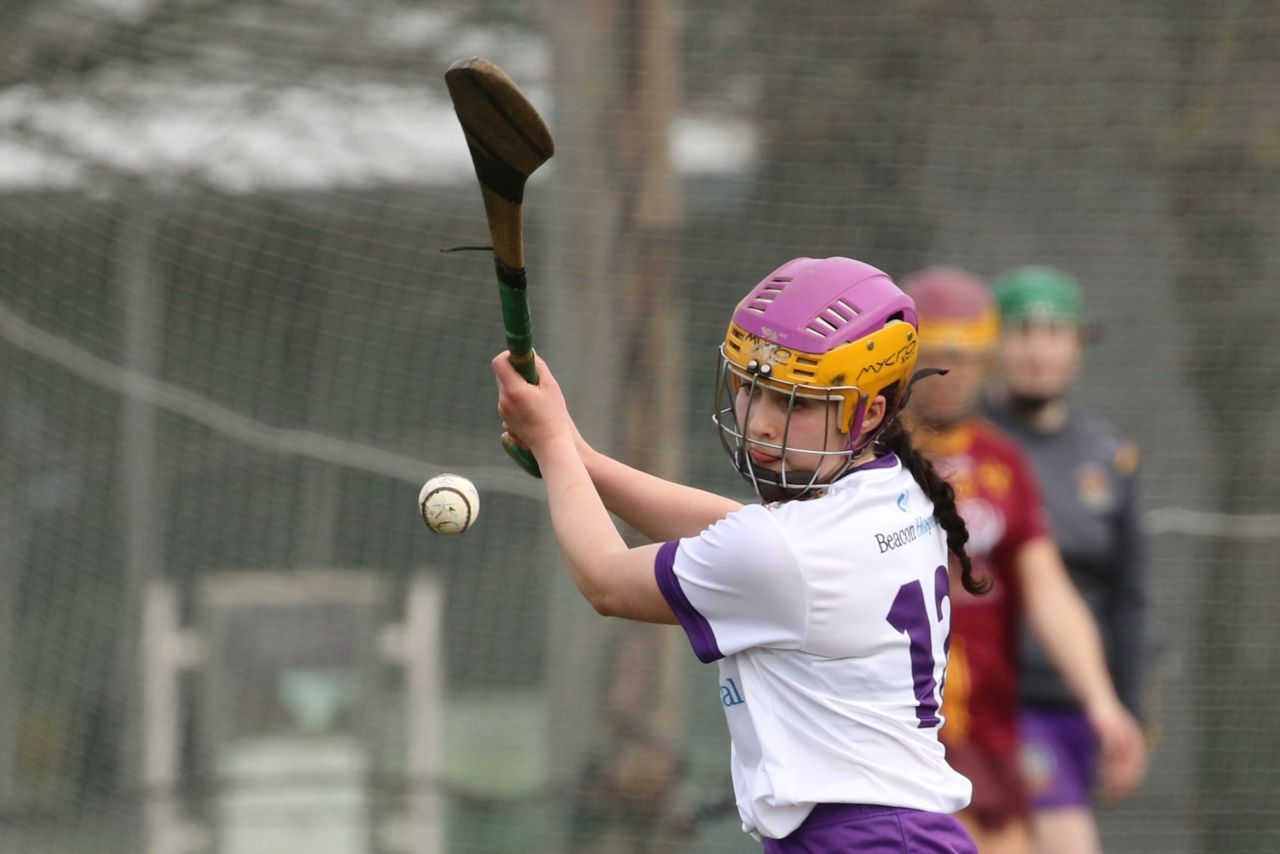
[500,376,742,540]
[494,352,677,623]
[574,441,742,541]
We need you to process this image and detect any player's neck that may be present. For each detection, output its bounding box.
[1004,391,1070,433]
[851,446,879,468]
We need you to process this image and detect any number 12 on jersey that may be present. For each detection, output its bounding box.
[885,566,951,728]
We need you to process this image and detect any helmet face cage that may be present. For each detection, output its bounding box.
[713,347,866,501]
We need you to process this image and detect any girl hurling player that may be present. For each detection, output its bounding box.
[493,256,983,852]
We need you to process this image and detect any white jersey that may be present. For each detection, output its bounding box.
[655,453,972,840]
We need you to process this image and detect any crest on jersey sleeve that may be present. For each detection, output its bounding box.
[1075,463,1116,512]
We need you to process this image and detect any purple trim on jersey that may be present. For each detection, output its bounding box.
[654,539,723,663]
[853,451,899,472]
[764,803,977,853]
[834,451,899,482]
[1019,706,1098,809]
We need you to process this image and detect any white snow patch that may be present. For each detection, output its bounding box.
[0,141,83,189]
[0,78,754,192]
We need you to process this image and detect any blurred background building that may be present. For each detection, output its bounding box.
[0,1,1277,852]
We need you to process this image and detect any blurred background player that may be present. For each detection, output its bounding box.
[495,256,982,852]
[983,266,1150,854]
[899,267,1147,854]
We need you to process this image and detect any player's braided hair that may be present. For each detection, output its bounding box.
[877,406,991,596]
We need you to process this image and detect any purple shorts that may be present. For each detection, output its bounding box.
[763,803,977,853]
[1018,706,1098,809]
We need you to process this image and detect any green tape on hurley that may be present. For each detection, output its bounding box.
[497,264,541,477]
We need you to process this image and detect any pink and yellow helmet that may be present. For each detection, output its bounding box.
[714,257,920,499]
[900,266,999,352]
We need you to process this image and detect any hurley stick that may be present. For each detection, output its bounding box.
[445,57,555,477]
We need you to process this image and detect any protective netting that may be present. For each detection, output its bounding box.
[1,2,1278,852]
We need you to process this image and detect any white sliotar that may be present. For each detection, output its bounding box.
[419,474,480,535]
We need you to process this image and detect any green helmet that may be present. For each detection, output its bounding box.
[992,266,1083,324]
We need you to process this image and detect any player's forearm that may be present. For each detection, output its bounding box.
[1029,573,1121,713]
[536,433,644,613]
[578,441,741,541]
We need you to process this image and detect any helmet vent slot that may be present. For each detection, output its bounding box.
[807,314,841,336]
[804,297,863,338]
[746,278,790,314]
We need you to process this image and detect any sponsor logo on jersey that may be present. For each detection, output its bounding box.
[897,490,909,512]
[874,515,939,553]
[720,677,746,707]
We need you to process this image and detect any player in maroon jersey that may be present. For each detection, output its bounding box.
[900,267,1146,854]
